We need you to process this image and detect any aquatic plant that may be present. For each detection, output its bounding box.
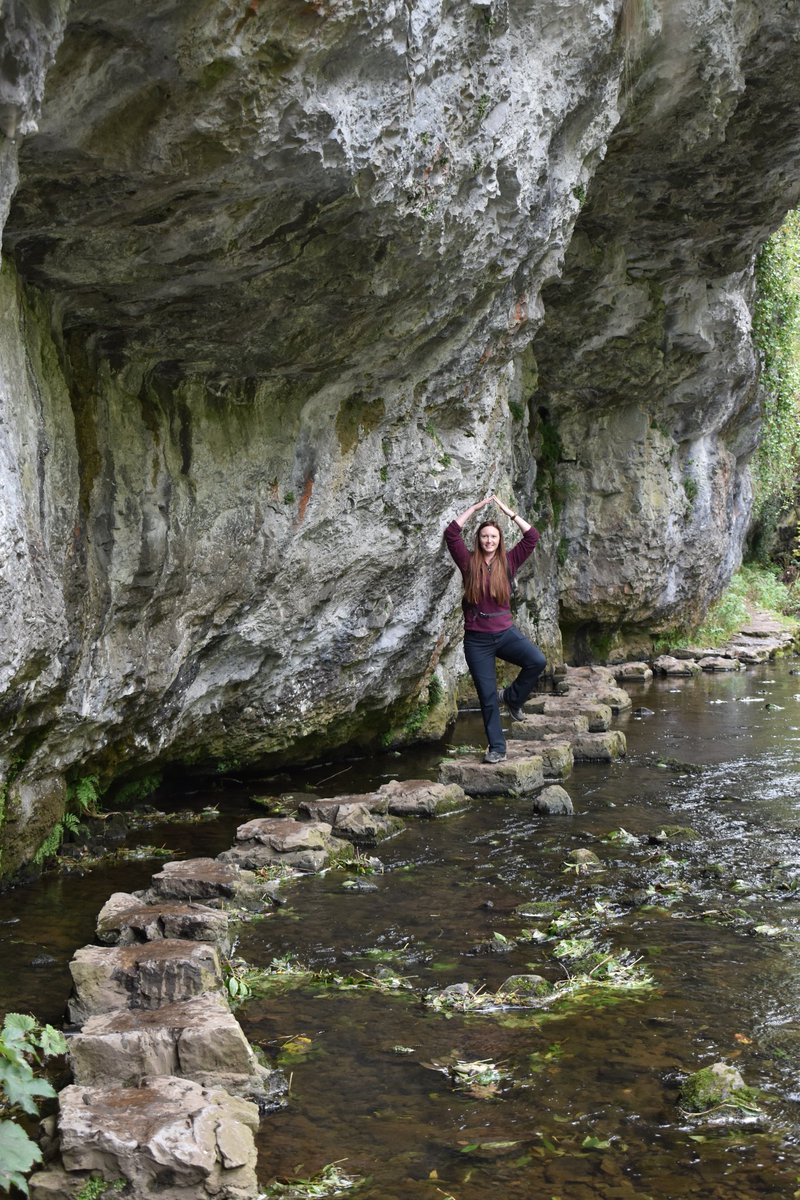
[260,1160,363,1198]
[423,1055,509,1099]
[0,1013,67,1195]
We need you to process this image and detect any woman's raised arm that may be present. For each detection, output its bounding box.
[452,497,493,528]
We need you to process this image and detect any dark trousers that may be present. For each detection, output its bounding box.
[464,626,547,754]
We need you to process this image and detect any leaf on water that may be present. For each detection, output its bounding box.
[459,1140,518,1154]
[581,1135,612,1150]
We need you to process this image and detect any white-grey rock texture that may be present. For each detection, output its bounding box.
[1,0,800,875]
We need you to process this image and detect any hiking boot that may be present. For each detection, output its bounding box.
[499,687,525,723]
[483,748,507,764]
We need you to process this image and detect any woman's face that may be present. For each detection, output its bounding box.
[479,524,500,558]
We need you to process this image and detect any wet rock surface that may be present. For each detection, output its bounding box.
[96,893,231,951]
[69,994,284,1107]
[54,1076,259,1199]
[3,4,800,881]
[67,940,223,1023]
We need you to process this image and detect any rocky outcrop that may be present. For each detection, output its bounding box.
[2,1,800,874]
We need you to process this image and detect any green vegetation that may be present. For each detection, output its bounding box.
[33,774,104,865]
[261,1162,363,1199]
[0,1013,67,1195]
[752,209,800,532]
[659,562,798,650]
[75,1179,125,1200]
[114,773,161,806]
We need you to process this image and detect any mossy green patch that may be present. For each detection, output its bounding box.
[335,392,385,455]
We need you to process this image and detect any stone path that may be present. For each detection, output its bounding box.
[28,781,472,1199]
[440,665,630,811]
[30,632,795,1197]
[652,605,796,675]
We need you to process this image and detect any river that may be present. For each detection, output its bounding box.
[2,660,800,1200]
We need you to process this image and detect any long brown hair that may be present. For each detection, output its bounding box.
[464,521,511,607]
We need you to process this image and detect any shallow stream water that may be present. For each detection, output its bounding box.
[3,662,800,1199]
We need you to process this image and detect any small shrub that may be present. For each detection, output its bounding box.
[0,1013,67,1195]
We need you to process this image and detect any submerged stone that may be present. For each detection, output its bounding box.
[679,1062,758,1113]
[566,848,602,871]
[497,974,552,999]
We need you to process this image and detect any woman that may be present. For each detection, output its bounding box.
[444,495,546,764]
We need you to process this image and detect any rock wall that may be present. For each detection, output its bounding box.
[1,0,800,875]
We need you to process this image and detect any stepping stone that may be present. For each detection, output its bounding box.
[535,741,573,779]
[299,794,388,820]
[697,655,743,672]
[48,1075,259,1200]
[540,697,612,731]
[653,655,700,676]
[439,751,544,796]
[571,731,627,762]
[68,940,223,1024]
[96,893,230,951]
[297,800,403,845]
[591,684,632,714]
[377,779,469,816]
[532,784,574,815]
[150,858,243,902]
[613,662,653,683]
[218,817,352,872]
[69,993,285,1108]
[728,644,771,664]
[511,712,589,740]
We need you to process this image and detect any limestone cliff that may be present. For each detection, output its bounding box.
[1,0,799,876]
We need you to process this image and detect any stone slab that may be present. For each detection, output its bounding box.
[613,661,653,682]
[510,712,589,740]
[56,1075,259,1199]
[96,892,230,951]
[377,778,469,816]
[571,730,627,762]
[150,858,243,901]
[218,817,352,871]
[439,751,544,796]
[539,696,613,731]
[68,939,222,1024]
[69,993,285,1107]
[535,740,573,779]
[233,816,340,851]
[697,655,743,672]
[653,655,700,676]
